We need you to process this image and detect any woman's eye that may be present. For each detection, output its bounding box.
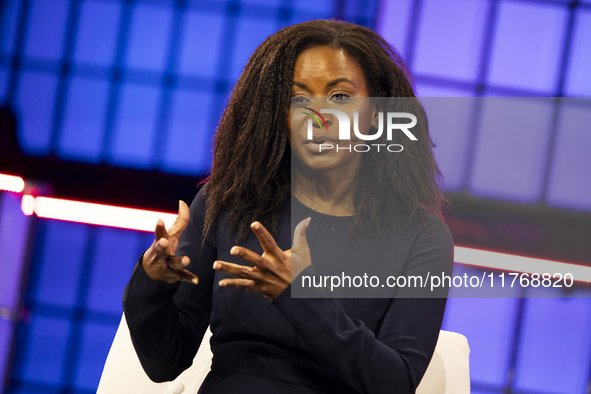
[292,97,310,105]
[331,93,350,102]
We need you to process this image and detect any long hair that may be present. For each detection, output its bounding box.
[202,19,447,241]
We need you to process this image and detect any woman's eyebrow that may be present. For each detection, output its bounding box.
[292,81,308,89]
[292,78,357,89]
[326,78,357,88]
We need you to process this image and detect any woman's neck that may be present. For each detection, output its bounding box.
[292,169,356,217]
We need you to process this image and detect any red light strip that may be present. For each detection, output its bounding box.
[21,195,35,216]
[23,196,177,232]
[454,246,591,284]
[14,195,591,284]
[0,173,25,193]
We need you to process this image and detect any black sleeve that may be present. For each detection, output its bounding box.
[271,218,454,394]
[122,186,217,382]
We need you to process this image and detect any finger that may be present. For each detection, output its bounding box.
[168,200,190,237]
[292,217,311,252]
[229,246,272,271]
[155,219,169,241]
[250,221,283,257]
[153,237,170,255]
[213,260,263,281]
[165,255,190,271]
[173,268,199,284]
[219,278,257,291]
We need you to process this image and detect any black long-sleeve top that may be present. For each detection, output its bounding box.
[123,186,454,393]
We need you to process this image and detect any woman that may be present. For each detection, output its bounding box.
[123,19,453,394]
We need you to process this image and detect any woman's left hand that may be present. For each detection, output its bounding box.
[213,217,312,300]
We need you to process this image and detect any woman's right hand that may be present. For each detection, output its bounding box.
[141,201,199,285]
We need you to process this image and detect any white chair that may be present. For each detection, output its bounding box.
[97,315,470,394]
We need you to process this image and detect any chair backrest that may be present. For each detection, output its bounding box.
[98,315,470,394]
[416,330,471,394]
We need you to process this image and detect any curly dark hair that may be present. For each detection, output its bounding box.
[202,19,447,241]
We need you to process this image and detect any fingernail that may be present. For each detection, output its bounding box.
[219,280,225,287]
[230,247,238,255]
[252,222,260,230]
[192,278,199,284]
[213,262,221,269]
[178,200,182,211]
[306,217,311,228]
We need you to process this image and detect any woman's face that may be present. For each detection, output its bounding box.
[289,45,374,175]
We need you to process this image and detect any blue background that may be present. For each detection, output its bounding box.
[0,0,590,393]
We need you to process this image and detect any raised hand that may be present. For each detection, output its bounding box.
[141,201,199,285]
[213,217,312,300]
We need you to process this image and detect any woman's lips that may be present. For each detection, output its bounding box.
[304,137,337,153]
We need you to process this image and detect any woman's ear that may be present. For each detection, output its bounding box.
[370,103,380,129]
